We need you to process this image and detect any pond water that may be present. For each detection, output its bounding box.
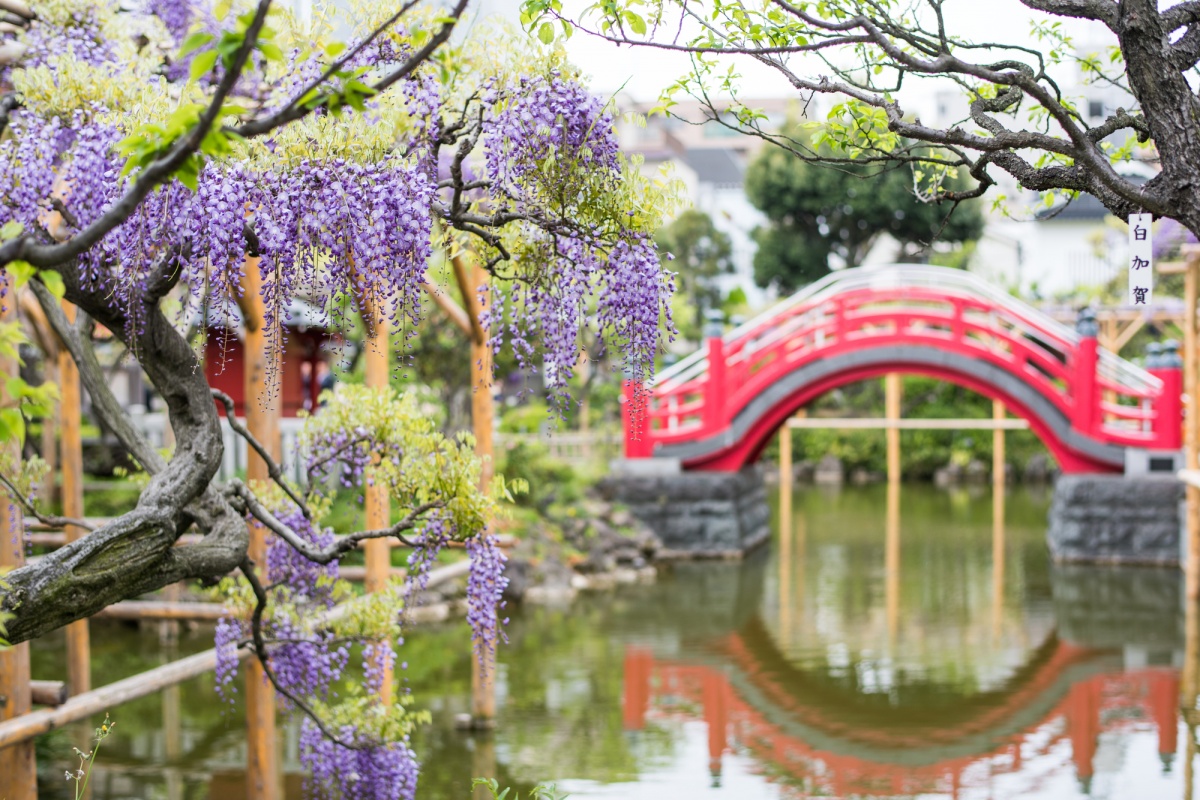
[30,483,1194,799]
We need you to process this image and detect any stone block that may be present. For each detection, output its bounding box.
[597,466,770,557]
[1048,475,1184,565]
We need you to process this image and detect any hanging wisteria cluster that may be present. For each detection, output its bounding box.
[0,0,679,796]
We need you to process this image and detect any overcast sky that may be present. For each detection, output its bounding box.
[470,0,1117,101]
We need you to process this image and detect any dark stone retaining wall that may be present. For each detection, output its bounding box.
[596,466,770,558]
[1048,475,1184,565]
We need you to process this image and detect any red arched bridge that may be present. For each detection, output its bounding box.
[623,265,1182,473]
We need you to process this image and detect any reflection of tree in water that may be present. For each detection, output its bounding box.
[765,486,1061,698]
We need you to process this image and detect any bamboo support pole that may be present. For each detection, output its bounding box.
[0,295,36,800]
[0,648,252,750]
[241,256,280,800]
[0,561,473,751]
[885,374,902,484]
[786,417,1028,430]
[59,300,91,696]
[30,681,68,707]
[28,531,514,551]
[1187,249,1200,600]
[95,601,227,621]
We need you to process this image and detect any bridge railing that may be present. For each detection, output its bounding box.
[627,265,1180,463]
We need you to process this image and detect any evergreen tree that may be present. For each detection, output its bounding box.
[655,209,732,343]
[745,140,984,293]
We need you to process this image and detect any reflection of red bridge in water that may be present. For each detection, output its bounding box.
[622,635,1179,797]
[623,266,1183,473]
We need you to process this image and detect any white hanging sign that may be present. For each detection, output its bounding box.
[1128,213,1153,306]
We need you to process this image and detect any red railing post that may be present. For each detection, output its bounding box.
[951,298,965,341]
[1149,340,1184,449]
[622,379,653,458]
[703,337,727,436]
[1072,310,1099,437]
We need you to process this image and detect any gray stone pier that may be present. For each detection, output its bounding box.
[597,461,770,558]
[1047,474,1184,565]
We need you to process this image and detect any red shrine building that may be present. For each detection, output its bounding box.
[204,299,337,417]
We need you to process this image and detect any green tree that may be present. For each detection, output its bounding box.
[527,0,1200,248]
[655,209,733,343]
[745,139,985,293]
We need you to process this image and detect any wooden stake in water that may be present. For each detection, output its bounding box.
[241,257,281,800]
[885,478,900,646]
[778,421,792,536]
[0,290,36,800]
[992,400,1007,639]
[775,409,795,651]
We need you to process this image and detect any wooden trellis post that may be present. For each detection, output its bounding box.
[885,373,902,484]
[363,298,394,703]
[1186,248,1200,601]
[59,300,90,697]
[454,255,497,728]
[240,257,281,800]
[0,293,36,800]
[423,250,498,728]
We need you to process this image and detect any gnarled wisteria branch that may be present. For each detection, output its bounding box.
[227,480,438,564]
[304,434,372,491]
[0,471,95,533]
[27,277,165,475]
[558,0,1187,223]
[240,559,368,751]
[212,389,310,518]
[232,0,469,138]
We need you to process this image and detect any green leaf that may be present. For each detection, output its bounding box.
[0,409,24,445]
[178,31,215,58]
[258,40,284,62]
[0,221,24,242]
[37,270,65,299]
[213,0,232,20]
[189,49,218,82]
[325,41,347,58]
[538,21,554,43]
[6,261,34,291]
[625,11,646,35]
[175,156,201,191]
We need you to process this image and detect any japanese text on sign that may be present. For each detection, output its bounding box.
[1129,213,1153,306]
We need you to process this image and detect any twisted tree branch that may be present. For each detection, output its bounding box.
[212,389,310,518]
[227,479,437,564]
